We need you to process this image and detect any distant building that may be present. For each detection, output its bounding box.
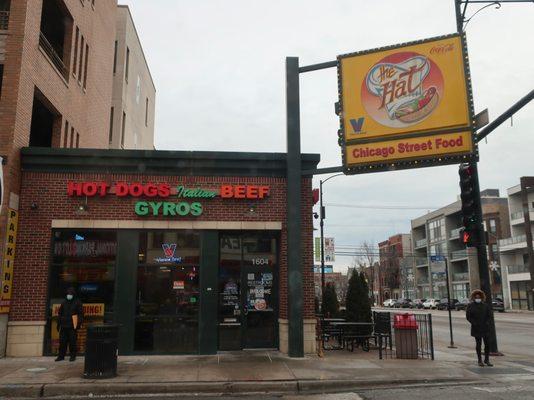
[377,234,412,303]
[109,5,156,150]
[410,189,509,301]
[314,271,348,305]
[499,178,534,310]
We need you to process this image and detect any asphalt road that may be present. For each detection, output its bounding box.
[409,308,534,358]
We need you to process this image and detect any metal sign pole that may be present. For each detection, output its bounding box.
[285,57,304,358]
[445,257,456,348]
[454,0,499,354]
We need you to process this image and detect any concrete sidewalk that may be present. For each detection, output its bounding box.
[1,349,533,398]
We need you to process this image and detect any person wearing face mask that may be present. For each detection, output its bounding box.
[56,287,84,362]
[466,289,493,367]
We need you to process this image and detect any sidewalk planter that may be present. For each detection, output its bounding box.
[393,313,418,359]
[84,324,120,379]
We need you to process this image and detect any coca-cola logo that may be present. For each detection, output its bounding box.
[430,43,454,55]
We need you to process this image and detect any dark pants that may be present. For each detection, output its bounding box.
[475,335,489,362]
[58,328,77,358]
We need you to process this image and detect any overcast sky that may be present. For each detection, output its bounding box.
[120,0,534,272]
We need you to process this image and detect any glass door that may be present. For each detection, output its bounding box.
[218,233,278,350]
[135,231,200,353]
[241,234,277,349]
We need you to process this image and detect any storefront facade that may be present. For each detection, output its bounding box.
[6,148,319,357]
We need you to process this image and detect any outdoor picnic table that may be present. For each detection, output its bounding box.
[329,321,374,352]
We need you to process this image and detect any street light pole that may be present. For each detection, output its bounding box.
[319,173,344,301]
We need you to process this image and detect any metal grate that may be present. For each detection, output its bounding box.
[374,311,434,360]
[39,31,68,79]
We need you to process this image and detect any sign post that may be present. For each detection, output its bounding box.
[431,255,456,348]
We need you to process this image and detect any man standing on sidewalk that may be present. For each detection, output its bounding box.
[55,287,83,362]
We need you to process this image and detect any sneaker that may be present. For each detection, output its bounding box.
[69,356,76,362]
[485,360,494,367]
[55,356,64,362]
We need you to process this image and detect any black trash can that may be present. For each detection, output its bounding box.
[84,324,120,379]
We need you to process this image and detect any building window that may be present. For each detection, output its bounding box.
[108,107,114,144]
[489,219,497,234]
[83,43,89,89]
[63,120,69,148]
[145,98,149,127]
[428,218,445,243]
[113,40,118,74]
[0,0,10,30]
[0,64,3,99]
[121,111,126,148]
[70,126,74,148]
[125,47,130,83]
[46,230,117,355]
[78,35,84,82]
[29,94,58,148]
[72,26,79,76]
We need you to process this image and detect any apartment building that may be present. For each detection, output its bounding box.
[499,177,534,310]
[377,234,412,303]
[0,0,119,356]
[109,5,156,150]
[410,189,509,301]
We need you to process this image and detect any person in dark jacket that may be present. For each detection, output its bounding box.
[466,289,493,367]
[56,287,83,362]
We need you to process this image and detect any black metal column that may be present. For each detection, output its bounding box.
[285,56,304,357]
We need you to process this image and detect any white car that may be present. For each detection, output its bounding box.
[422,298,439,309]
[383,299,396,307]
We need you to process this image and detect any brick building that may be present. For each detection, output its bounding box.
[5,148,319,357]
[377,234,412,304]
[0,1,156,356]
[109,5,156,150]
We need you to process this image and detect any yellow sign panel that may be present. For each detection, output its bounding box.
[0,209,18,314]
[339,34,472,142]
[346,131,473,166]
[52,303,105,317]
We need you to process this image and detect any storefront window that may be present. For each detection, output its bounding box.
[47,230,117,355]
[135,231,200,353]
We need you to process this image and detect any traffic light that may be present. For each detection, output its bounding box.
[458,163,479,247]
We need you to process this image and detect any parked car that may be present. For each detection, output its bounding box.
[392,299,402,308]
[492,298,505,312]
[455,298,470,311]
[410,299,426,309]
[422,298,439,309]
[395,298,412,308]
[383,299,396,307]
[437,298,459,310]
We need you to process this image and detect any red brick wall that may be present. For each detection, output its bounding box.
[11,172,315,322]
[0,0,117,285]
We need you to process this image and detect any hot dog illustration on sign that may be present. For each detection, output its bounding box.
[362,52,443,128]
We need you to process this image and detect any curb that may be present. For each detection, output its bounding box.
[0,377,479,398]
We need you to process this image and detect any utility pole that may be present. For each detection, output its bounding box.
[454,0,499,354]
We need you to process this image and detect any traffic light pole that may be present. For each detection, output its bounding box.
[455,0,500,354]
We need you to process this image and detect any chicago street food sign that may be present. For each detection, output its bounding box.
[337,33,476,174]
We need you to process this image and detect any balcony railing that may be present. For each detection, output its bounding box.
[415,238,427,248]
[39,32,68,80]
[499,234,527,247]
[415,257,428,266]
[451,250,468,260]
[0,11,8,30]
[511,211,524,220]
[416,277,429,285]
[450,227,463,239]
[452,272,469,281]
[507,265,530,274]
